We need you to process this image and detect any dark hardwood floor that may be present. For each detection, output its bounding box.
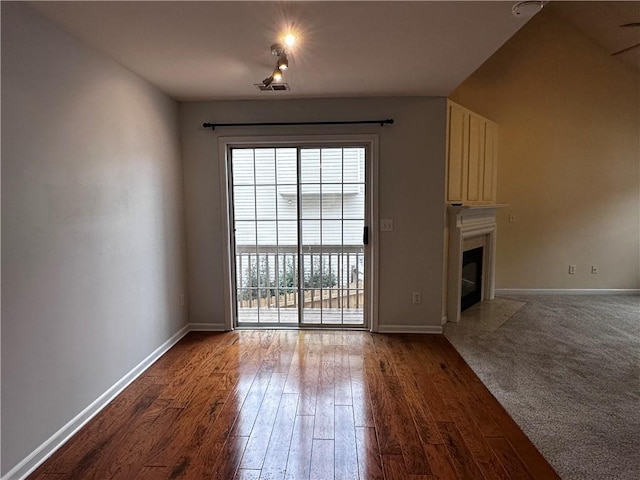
[28,330,560,479]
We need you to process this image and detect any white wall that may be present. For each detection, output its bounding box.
[179,97,447,329]
[1,3,188,474]
[450,7,640,289]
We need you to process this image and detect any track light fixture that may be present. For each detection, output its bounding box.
[277,53,288,71]
[260,42,290,86]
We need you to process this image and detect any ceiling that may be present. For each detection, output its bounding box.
[31,1,534,101]
[550,1,640,74]
[30,2,639,102]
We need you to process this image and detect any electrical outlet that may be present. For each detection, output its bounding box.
[591,265,598,274]
[412,292,422,304]
[380,219,394,232]
[569,265,576,274]
[180,293,185,306]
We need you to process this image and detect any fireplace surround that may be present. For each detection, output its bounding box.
[446,205,506,323]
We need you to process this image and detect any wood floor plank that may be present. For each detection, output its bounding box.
[365,358,403,456]
[313,360,335,439]
[334,405,359,480]
[232,370,274,437]
[137,466,169,480]
[379,371,432,475]
[382,338,445,443]
[351,373,376,427]
[157,338,237,408]
[236,469,262,480]
[103,405,183,479]
[241,373,288,469]
[71,397,173,479]
[296,345,321,415]
[369,338,432,475]
[264,331,299,374]
[423,443,460,480]
[430,348,504,438]
[46,387,166,477]
[381,454,409,480]
[394,371,444,445]
[28,332,559,480]
[210,436,250,480]
[437,422,485,480]
[410,372,453,423]
[258,392,298,480]
[25,474,66,480]
[284,415,315,480]
[282,334,310,394]
[334,344,353,406]
[43,379,164,474]
[309,439,334,480]
[442,397,509,480]
[143,388,229,467]
[487,437,536,480]
[173,369,259,478]
[355,426,384,480]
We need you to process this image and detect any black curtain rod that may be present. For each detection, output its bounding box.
[202,119,394,130]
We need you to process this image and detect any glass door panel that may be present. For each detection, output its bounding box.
[232,147,299,325]
[230,146,365,328]
[299,147,365,326]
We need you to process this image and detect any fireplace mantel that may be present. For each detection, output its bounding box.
[446,204,508,323]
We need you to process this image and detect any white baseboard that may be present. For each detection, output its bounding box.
[496,288,640,296]
[2,324,191,480]
[377,324,443,334]
[188,322,227,331]
[441,315,448,325]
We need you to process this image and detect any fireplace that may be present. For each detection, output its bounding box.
[446,204,506,323]
[461,247,483,311]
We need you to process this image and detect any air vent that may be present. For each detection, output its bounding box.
[255,83,290,92]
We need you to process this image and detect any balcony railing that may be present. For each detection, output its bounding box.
[235,244,364,312]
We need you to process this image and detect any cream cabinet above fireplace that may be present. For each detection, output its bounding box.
[446,100,498,204]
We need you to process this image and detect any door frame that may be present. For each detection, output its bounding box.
[218,134,380,332]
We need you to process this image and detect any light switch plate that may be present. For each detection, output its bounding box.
[380,219,394,231]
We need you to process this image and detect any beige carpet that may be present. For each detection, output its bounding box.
[444,295,640,480]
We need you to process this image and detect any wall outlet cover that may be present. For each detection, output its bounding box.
[380,219,394,231]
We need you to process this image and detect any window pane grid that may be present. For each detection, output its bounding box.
[231,146,365,327]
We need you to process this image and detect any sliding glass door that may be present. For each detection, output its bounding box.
[229,145,367,328]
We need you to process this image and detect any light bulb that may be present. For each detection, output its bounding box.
[272,69,283,82]
[278,54,288,71]
[284,33,296,47]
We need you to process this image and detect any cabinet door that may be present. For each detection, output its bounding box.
[467,114,485,202]
[447,104,467,202]
[482,121,497,202]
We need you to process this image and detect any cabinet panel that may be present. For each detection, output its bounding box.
[483,122,497,202]
[445,101,498,205]
[467,114,484,202]
[447,105,467,202]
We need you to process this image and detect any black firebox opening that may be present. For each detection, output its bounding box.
[461,246,483,312]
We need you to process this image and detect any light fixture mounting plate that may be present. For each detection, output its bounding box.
[271,43,284,56]
[512,1,544,18]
